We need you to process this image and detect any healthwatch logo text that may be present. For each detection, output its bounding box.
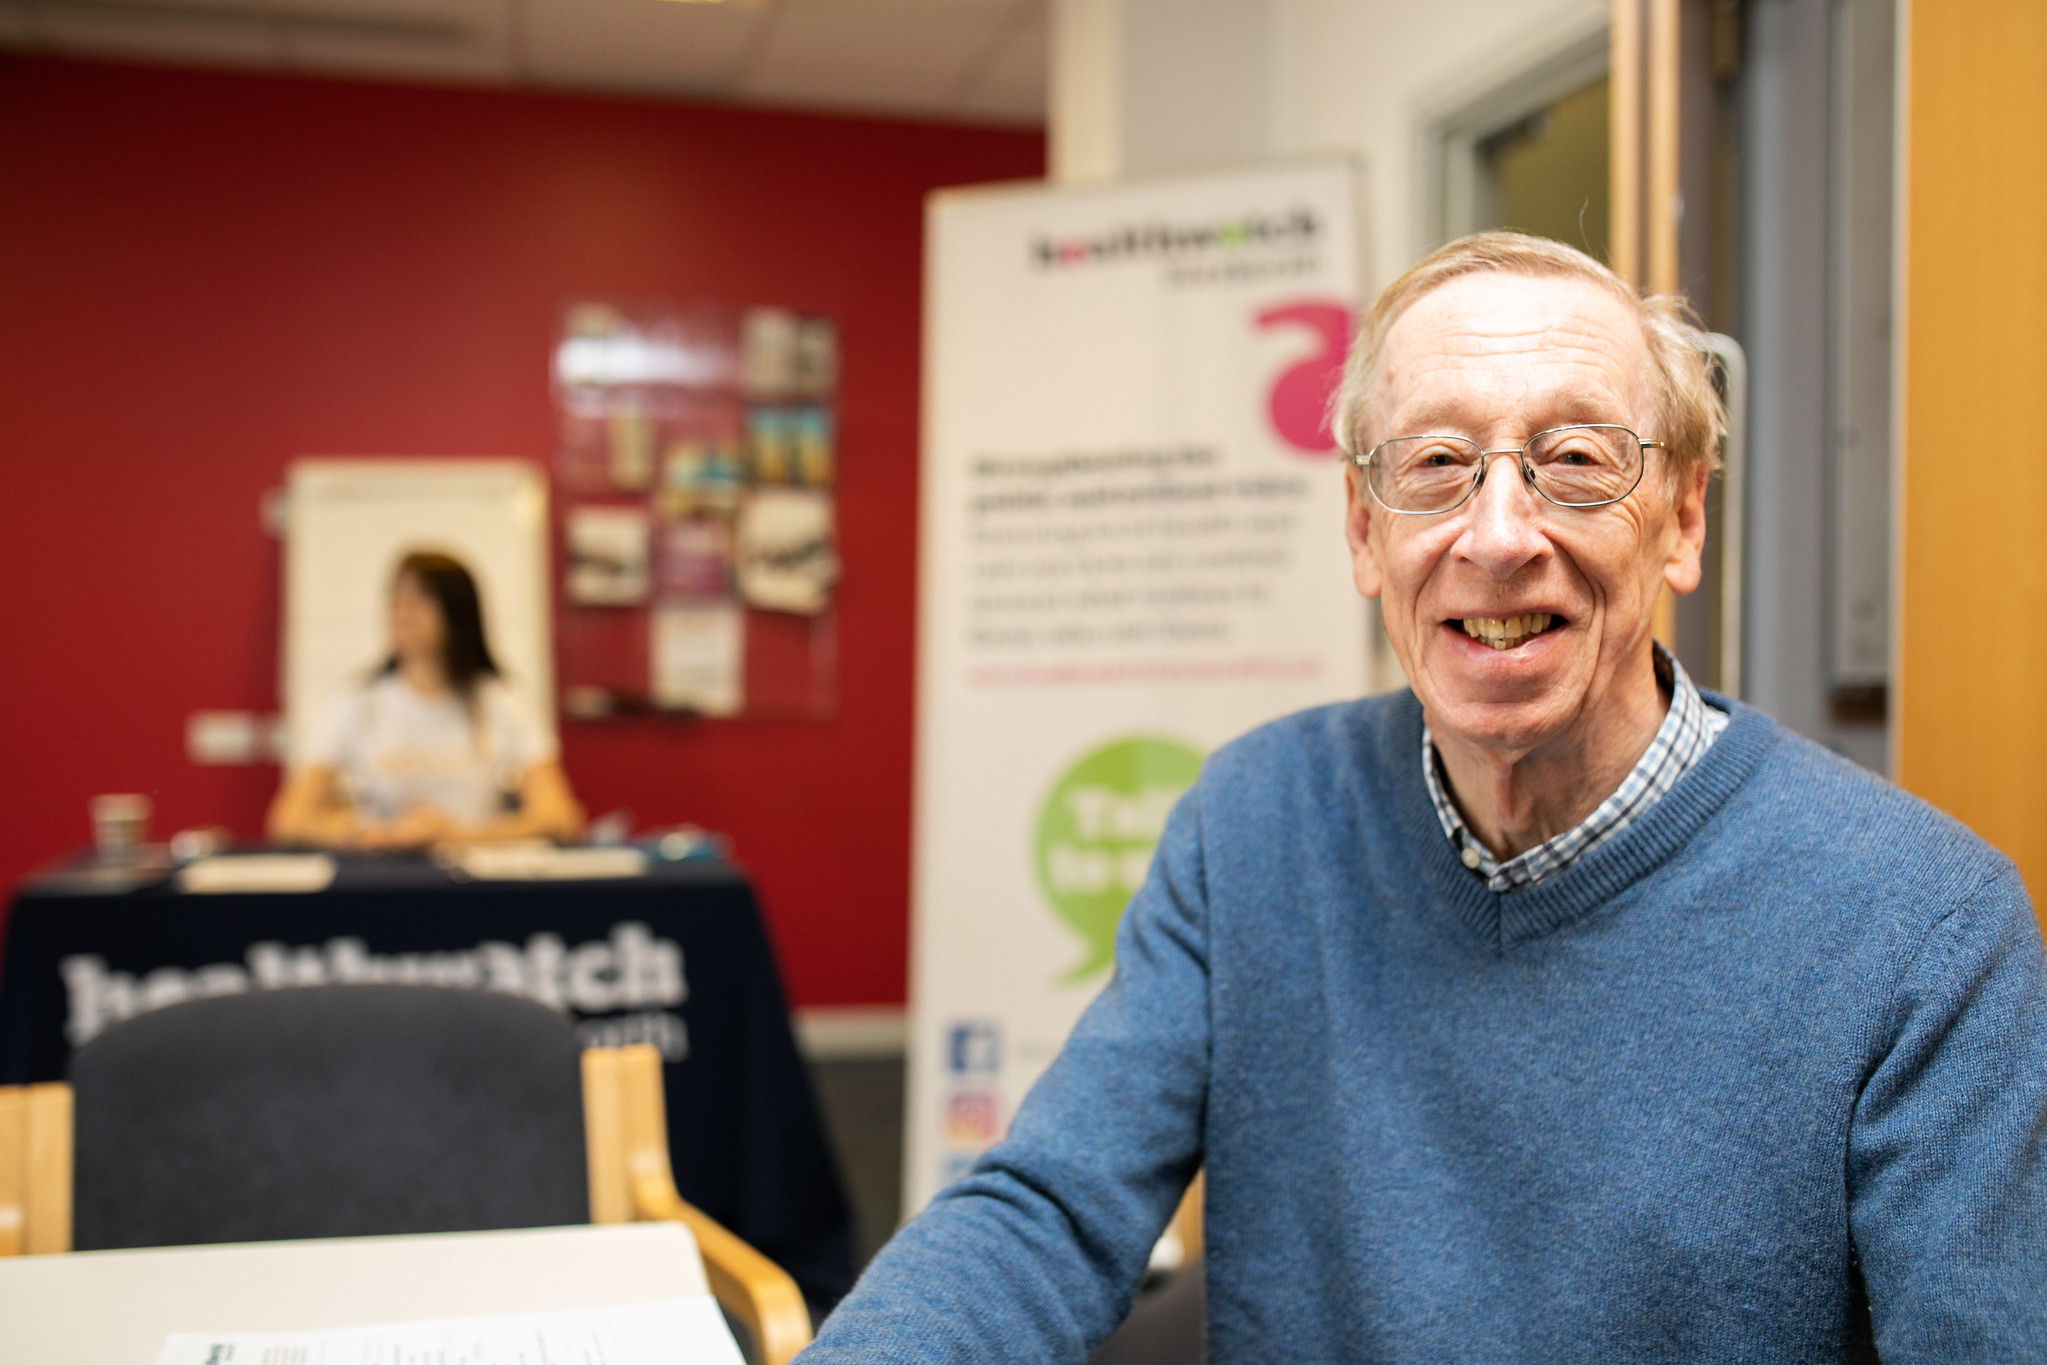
[1031,207,1321,269]
[60,921,691,1059]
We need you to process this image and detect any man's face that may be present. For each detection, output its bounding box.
[1345,272,1707,757]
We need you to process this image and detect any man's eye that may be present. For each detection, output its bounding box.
[1407,443,1471,467]
[1542,441,1611,467]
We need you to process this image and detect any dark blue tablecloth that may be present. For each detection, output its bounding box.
[0,853,855,1309]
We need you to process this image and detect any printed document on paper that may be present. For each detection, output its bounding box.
[154,1296,744,1365]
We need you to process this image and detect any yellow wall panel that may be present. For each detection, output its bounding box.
[1897,0,2047,900]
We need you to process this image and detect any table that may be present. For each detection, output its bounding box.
[0,1222,717,1364]
[0,854,854,1309]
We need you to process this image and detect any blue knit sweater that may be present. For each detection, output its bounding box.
[805,693,2047,1362]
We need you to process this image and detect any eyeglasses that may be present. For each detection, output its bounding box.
[1348,424,1665,515]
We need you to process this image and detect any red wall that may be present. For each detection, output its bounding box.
[0,57,1043,1006]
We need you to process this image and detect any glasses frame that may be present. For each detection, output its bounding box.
[1350,424,1666,516]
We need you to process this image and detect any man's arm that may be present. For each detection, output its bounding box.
[1849,863,2047,1359]
[798,786,1214,1363]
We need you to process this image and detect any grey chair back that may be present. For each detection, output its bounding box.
[71,984,589,1250]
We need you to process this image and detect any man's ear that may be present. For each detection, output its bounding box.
[1344,465,1384,600]
[1662,461,1710,596]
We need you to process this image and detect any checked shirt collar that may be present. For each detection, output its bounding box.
[1422,644,1730,894]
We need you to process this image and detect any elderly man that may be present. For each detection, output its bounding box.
[801,233,2047,1361]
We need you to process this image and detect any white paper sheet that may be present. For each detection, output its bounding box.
[155,1296,743,1365]
[178,855,338,895]
[649,601,744,717]
[444,843,649,881]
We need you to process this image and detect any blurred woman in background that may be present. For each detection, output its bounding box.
[267,551,584,849]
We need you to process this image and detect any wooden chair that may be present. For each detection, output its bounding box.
[0,1041,812,1365]
[585,1043,814,1365]
[1158,1169,1204,1270]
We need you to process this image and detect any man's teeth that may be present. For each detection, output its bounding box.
[1459,612,1555,650]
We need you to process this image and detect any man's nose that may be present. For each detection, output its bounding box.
[1459,452,1549,579]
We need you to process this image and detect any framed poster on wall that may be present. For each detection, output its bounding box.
[552,304,840,721]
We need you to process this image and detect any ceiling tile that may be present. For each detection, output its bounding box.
[523,0,768,95]
[0,0,1047,126]
[734,0,1017,117]
[952,0,1043,125]
[269,0,514,84]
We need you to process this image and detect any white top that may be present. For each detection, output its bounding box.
[0,1223,713,1365]
[301,673,556,825]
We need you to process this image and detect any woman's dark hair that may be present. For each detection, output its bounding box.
[380,551,501,698]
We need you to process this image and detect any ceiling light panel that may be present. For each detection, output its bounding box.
[2,0,512,82]
[16,0,285,64]
[0,0,1047,127]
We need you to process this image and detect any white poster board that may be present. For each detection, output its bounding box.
[283,460,554,764]
[906,162,1368,1211]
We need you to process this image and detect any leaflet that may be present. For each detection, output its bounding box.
[178,855,338,895]
[154,1296,743,1365]
[443,844,650,881]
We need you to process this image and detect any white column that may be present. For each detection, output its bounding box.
[1048,0,1276,186]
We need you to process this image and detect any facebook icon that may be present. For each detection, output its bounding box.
[947,1021,1000,1075]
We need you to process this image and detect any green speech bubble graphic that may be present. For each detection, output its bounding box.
[1034,734,1205,984]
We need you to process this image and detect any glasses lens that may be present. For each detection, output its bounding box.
[1368,436,1482,512]
[1525,426,1643,505]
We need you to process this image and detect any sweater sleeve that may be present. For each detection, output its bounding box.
[1848,863,2047,1360]
[797,785,1213,1364]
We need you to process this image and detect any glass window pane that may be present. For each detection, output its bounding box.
[1477,75,1610,263]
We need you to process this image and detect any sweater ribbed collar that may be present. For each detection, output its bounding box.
[1376,688,1778,953]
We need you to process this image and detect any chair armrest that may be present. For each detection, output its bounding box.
[0,1083,72,1258]
[0,1086,24,1257]
[591,1045,814,1365]
[629,1170,815,1365]
[1167,1169,1203,1266]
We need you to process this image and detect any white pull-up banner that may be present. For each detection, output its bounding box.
[906,162,1369,1211]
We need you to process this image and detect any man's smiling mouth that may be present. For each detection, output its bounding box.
[1457,613,1557,650]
